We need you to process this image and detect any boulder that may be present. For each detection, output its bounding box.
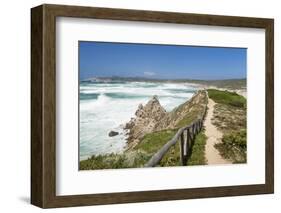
[108,131,119,137]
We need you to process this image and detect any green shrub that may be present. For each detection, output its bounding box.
[215,129,247,163]
[207,89,246,108]
[134,130,177,154]
[79,153,129,170]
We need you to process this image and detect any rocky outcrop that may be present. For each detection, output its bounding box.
[154,90,207,130]
[125,91,207,149]
[125,96,166,148]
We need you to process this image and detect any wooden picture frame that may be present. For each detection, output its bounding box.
[31,4,274,208]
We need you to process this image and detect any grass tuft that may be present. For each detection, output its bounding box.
[207,89,246,108]
[214,129,247,163]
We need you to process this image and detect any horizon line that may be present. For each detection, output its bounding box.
[80,76,246,81]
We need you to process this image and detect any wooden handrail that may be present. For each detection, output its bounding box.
[144,91,208,167]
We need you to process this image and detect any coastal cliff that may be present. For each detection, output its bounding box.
[125,90,207,149]
[124,96,166,148]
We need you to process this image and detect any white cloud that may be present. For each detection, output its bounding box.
[143,71,156,76]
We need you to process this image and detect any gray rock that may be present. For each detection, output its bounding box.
[124,95,167,147]
[108,131,119,137]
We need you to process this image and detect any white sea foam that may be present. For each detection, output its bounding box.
[79,82,197,160]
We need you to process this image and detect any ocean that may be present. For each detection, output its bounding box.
[79,81,197,160]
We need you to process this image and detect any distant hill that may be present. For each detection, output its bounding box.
[192,79,246,90]
[81,76,246,90]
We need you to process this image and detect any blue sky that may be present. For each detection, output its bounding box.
[79,41,246,80]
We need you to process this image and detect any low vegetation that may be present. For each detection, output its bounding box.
[207,89,246,108]
[137,129,207,167]
[212,104,246,133]
[159,131,207,167]
[174,96,207,129]
[80,153,129,170]
[133,130,177,154]
[215,129,247,163]
[187,132,207,165]
[207,89,247,163]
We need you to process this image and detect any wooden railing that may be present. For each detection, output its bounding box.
[144,94,208,167]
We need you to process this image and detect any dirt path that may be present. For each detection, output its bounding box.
[204,97,231,165]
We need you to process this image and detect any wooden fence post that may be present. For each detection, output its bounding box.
[191,124,195,141]
[179,133,186,166]
[185,129,190,160]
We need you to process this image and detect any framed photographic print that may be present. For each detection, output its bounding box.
[31,4,274,208]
